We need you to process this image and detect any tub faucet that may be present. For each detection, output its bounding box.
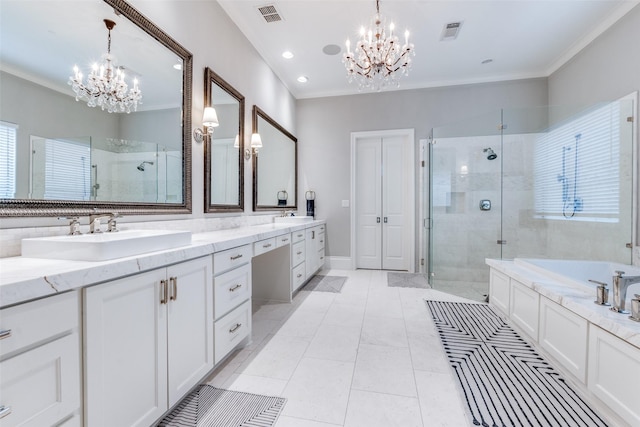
[611,270,640,314]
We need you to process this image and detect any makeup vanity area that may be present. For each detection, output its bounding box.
[0,220,325,426]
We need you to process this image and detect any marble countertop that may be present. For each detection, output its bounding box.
[0,220,325,309]
[486,258,640,349]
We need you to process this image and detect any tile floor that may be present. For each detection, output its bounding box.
[205,268,473,426]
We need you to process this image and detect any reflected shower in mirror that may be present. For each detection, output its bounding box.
[204,67,244,212]
[0,0,192,216]
[252,106,297,211]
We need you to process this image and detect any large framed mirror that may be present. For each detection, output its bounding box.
[0,0,193,216]
[252,106,297,211]
[204,67,244,213]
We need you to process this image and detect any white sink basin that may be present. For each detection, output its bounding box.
[22,229,192,261]
[274,216,314,224]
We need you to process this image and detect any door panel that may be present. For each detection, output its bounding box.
[356,137,382,269]
[382,135,409,270]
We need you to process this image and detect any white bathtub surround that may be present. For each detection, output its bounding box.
[487,259,640,348]
[486,258,640,426]
[0,221,322,308]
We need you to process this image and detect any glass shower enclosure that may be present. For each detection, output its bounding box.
[428,95,636,302]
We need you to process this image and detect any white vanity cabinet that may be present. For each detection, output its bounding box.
[509,279,539,340]
[213,245,252,364]
[489,268,510,314]
[291,230,306,292]
[83,256,213,427]
[305,224,325,280]
[0,292,81,427]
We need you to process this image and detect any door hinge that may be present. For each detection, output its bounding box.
[497,240,507,245]
[627,116,634,123]
[421,160,425,167]
[497,124,507,131]
[626,242,633,248]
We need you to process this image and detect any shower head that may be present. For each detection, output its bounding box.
[136,161,154,171]
[483,148,497,160]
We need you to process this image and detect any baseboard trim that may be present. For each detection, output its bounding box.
[326,256,353,270]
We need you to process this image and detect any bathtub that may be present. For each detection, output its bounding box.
[514,258,640,296]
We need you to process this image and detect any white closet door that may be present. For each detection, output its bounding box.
[356,137,382,269]
[382,135,409,270]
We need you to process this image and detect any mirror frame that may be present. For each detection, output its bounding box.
[204,67,244,213]
[0,0,193,217]
[252,105,298,211]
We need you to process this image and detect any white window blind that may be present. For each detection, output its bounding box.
[0,121,18,198]
[534,102,620,222]
[44,138,91,200]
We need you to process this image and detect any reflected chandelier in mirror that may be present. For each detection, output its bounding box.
[0,0,193,216]
[204,67,244,213]
[252,106,297,211]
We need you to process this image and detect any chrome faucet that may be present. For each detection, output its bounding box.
[281,210,294,217]
[610,270,640,314]
[59,216,82,235]
[89,212,120,233]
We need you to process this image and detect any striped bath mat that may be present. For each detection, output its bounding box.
[159,385,286,427]
[425,300,608,427]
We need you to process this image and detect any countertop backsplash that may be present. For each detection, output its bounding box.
[0,215,275,259]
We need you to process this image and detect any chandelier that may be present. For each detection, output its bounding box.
[69,19,142,113]
[343,0,415,91]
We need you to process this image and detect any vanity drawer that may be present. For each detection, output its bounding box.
[292,241,306,267]
[317,231,325,250]
[318,248,325,268]
[292,262,306,292]
[214,264,251,320]
[0,291,78,358]
[213,244,251,275]
[291,230,305,244]
[276,233,291,248]
[254,238,276,256]
[214,300,251,364]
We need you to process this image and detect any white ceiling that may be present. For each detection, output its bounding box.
[218,0,639,99]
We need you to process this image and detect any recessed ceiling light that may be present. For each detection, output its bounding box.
[481,59,493,65]
[282,51,294,59]
[297,76,308,83]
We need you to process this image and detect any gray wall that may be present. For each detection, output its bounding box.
[548,4,640,107]
[296,78,548,258]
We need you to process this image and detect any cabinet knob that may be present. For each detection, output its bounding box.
[0,329,12,340]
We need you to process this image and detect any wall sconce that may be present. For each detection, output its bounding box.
[244,132,263,160]
[193,106,219,143]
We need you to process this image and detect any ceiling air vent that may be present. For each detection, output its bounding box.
[257,5,283,23]
[441,22,462,41]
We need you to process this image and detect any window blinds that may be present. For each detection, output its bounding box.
[0,121,18,198]
[44,138,91,200]
[533,102,620,222]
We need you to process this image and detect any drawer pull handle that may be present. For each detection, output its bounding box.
[281,238,289,242]
[229,323,242,333]
[0,405,12,419]
[160,280,168,304]
[320,240,324,243]
[297,234,303,238]
[169,277,178,301]
[229,284,242,292]
[230,254,243,261]
[0,329,11,340]
[263,243,272,248]
[296,251,302,255]
[297,273,303,278]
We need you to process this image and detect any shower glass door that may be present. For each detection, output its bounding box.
[429,111,503,302]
